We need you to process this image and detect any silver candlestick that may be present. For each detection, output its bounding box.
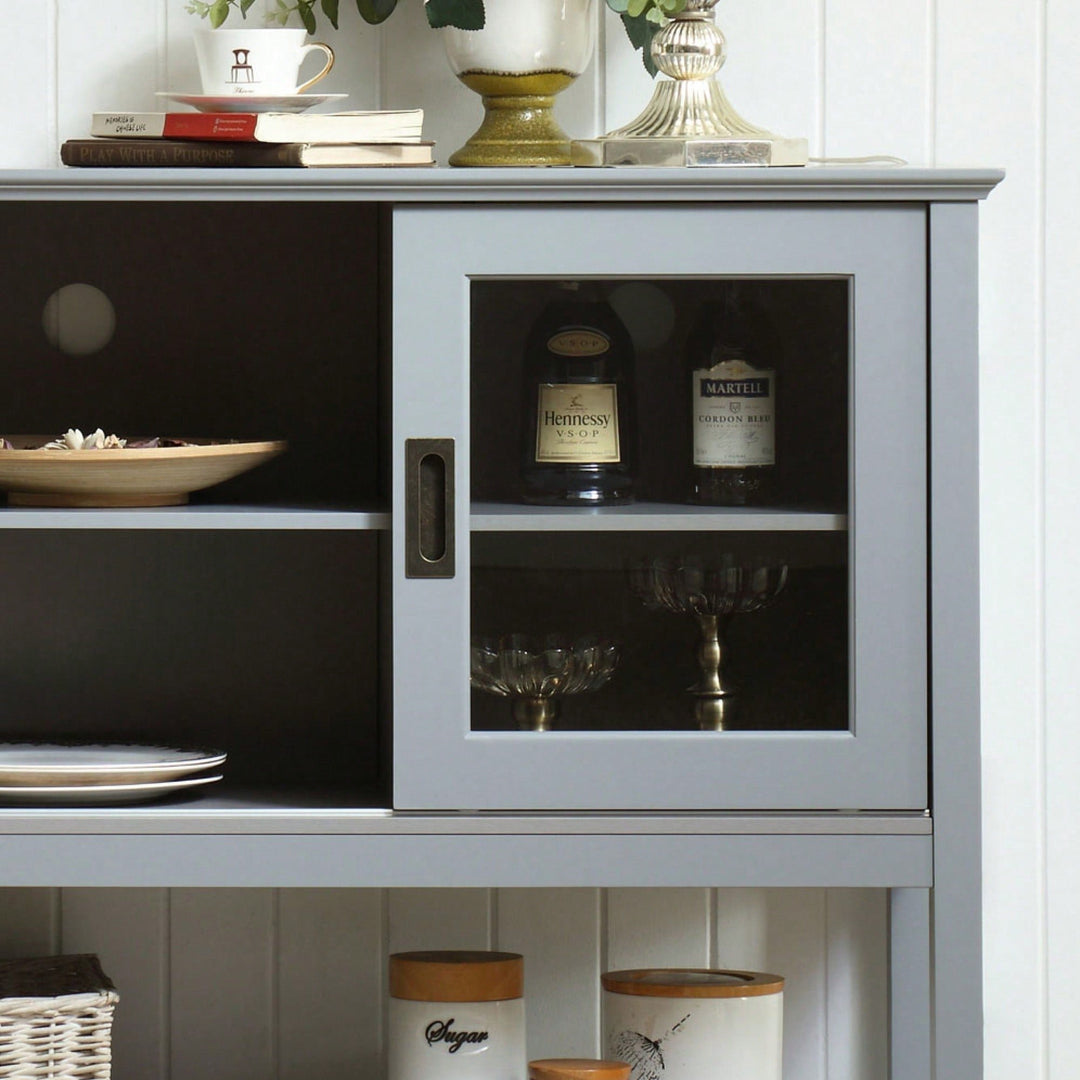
[572,0,807,167]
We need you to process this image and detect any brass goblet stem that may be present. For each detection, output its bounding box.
[690,613,734,731]
[512,697,559,733]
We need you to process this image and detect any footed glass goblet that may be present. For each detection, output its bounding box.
[470,633,620,732]
[629,555,788,730]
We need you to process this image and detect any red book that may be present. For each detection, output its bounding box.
[89,109,423,145]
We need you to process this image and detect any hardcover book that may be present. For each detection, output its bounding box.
[89,109,424,144]
[60,138,435,168]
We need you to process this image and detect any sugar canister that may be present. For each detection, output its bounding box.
[529,1059,631,1080]
[389,950,526,1080]
[602,968,784,1080]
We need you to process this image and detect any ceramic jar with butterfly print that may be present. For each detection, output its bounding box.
[601,968,784,1080]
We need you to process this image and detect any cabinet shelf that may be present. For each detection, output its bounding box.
[0,504,390,530]
[470,502,847,532]
[0,801,931,888]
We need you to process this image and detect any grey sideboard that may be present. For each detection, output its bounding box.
[0,165,1002,1079]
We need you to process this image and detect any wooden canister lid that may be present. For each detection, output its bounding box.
[389,950,524,1002]
[601,968,784,998]
[529,1060,631,1080]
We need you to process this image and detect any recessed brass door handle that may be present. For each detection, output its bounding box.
[405,438,455,579]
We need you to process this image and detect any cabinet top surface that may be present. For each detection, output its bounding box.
[0,165,1003,202]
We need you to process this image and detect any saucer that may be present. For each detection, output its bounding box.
[157,91,348,114]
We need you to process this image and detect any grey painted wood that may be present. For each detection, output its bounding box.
[393,202,926,812]
[0,833,932,887]
[470,504,847,532]
[0,167,1003,202]
[928,201,983,1080]
[889,889,932,1080]
[0,808,931,834]
[0,507,389,530]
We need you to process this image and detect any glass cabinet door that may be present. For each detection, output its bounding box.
[392,203,926,811]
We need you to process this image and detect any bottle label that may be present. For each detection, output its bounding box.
[547,329,610,357]
[693,358,776,467]
[535,383,621,463]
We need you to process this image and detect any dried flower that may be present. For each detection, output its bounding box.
[42,428,127,451]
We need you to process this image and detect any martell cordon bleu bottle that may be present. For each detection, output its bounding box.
[687,300,777,506]
[521,282,636,505]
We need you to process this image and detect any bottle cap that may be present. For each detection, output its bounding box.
[389,950,523,1002]
[529,1060,631,1080]
[601,968,784,998]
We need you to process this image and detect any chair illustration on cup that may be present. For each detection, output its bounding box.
[230,49,255,84]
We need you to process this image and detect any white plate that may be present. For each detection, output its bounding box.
[157,91,348,114]
[0,773,223,805]
[0,744,227,787]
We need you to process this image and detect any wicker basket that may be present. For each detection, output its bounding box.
[0,954,118,1079]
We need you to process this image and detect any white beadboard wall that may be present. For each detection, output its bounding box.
[0,887,885,1079]
[1,2,1077,1079]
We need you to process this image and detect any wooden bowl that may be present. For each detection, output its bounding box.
[0,437,287,507]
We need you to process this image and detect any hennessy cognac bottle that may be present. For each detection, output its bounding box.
[521,282,636,505]
[687,297,777,506]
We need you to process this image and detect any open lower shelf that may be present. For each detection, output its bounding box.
[0,503,390,529]
[470,502,847,532]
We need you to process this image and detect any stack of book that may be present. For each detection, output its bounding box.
[60,108,432,168]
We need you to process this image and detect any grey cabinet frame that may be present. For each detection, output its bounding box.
[0,168,1000,1080]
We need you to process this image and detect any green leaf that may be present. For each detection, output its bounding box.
[209,0,232,28]
[240,0,258,16]
[298,1,317,34]
[605,0,630,12]
[620,13,660,77]
[321,0,340,28]
[425,0,485,31]
[356,0,400,24]
[626,0,649,17]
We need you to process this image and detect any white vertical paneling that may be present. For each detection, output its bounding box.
[498,888,602,1060]
[713,887,770,969]
[721,0,821,155]
[600,6,655,134]
[170,888,276,1080]
[0,888,58,956]
[606,888,711,969]
[302,3,381,113]
[822,0,929,163]
[165,0,206,102]
[0,0,56,168]
[387,888,493,950]
[935,1,1045,1078]
[56,0,161,148]
[379,2,473,167]
[763,890,827,1080]
[1044,1,1079,1077]
[61,889,169,1080]
[824,890,887,1080]
[553,6,604,144]
[278,889,384,1080]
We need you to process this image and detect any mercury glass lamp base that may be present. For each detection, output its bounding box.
[571,134,808,167]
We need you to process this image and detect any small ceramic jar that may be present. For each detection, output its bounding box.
[602,968,784,1080]
[389,950,526,1080]
[529,1059,631,1080]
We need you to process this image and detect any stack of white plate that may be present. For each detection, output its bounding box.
[0,744,226,805]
